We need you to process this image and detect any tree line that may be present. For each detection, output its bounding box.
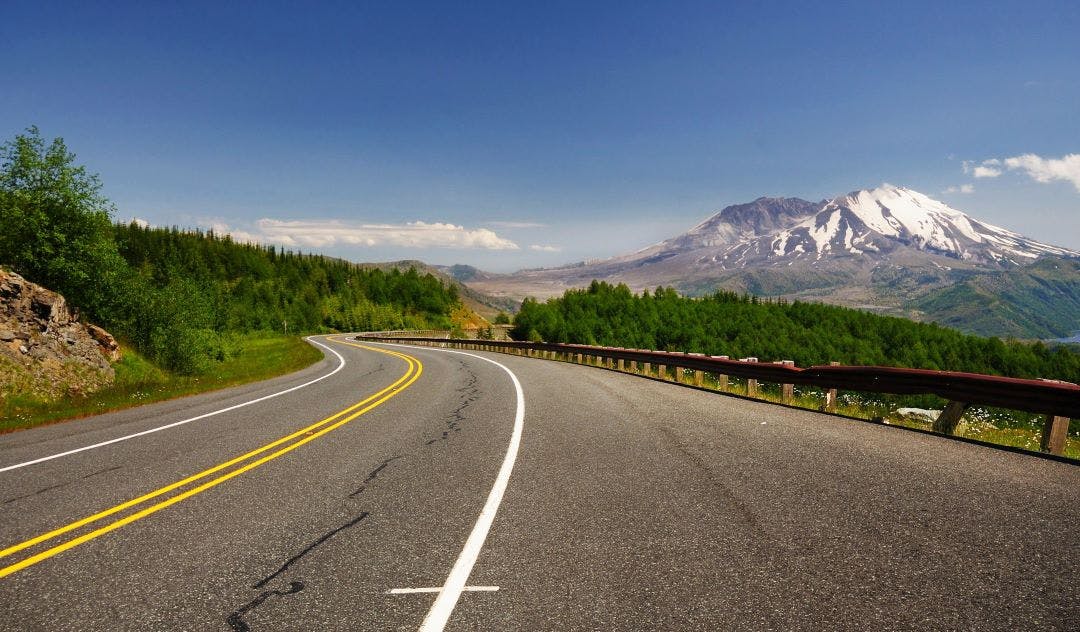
[511,281,1080,383]
[1,127,460,373]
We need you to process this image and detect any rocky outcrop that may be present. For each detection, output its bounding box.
[0,268,120,401]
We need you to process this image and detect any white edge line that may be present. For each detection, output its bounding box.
[373,341,524,632]
[0,336,346,474]
[386,586,499,595]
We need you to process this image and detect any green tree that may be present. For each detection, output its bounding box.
[0,127,126,314]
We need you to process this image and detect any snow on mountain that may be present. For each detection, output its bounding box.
[462,186,1080,337]
[762,185,1076,264]
[636,184,1078,270]
[463,185,1080,310]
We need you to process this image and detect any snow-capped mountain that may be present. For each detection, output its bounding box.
[463,186,1080,337]
[762,185,1071,264]
[642,185,1076,269]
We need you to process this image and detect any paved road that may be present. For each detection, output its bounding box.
[0,336,1076,631]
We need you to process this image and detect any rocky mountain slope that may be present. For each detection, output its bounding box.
[463,186,1080,338]
[0,268,120,403]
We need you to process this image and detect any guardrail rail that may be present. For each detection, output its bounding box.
[357,332,1079,457]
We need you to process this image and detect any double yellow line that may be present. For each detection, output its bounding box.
[0,338,421,579]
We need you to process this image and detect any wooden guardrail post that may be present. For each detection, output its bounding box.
[618,358,625,371]
[824,361,840,412]
[781,360,795,404]
[643,361,651,376]
[711,356,729,391]
[933,401,970,435]
[1041,415,1070,455]
[743,358,759,397]
[575,352,583,363]
[658,363,667,381]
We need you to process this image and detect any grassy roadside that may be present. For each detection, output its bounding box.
[0,335,323,433]
[700,372,1080,460]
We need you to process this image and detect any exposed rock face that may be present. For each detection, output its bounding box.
[87,324,120,361]
[0,268,119,401]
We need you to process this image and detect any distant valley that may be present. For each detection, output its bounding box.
[447,185,1080,340]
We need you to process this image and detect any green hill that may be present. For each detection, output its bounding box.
[914,257,1080,340]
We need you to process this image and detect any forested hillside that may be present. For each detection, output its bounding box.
[914,257,1080,339]
[1,127,461,374]
[110,224,460,369]
[512,281,1080,383]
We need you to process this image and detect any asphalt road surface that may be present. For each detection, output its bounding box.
[0,336,1076,631]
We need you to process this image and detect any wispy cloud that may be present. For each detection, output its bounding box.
[963,159,1002,178]
[528,244,561,252]
[202,219,518,250]
[943,184,974,194]
[258,219,518,250]
[963,153,1080,192]
[1002,153,1080,192]
[972,165,1002,178]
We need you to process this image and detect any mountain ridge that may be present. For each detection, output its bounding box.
[460,185,1080,339]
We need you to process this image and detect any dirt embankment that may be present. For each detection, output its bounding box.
[0,268,120,402]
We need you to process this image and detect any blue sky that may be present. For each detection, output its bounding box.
[3,1,1078,271]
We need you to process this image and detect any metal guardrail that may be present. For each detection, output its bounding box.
[371,329,452,339]
[357,334,1079,456]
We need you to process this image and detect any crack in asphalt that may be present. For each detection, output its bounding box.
[253,511,370,590]
[1,465,123,505]
[348,456,402,498]
[354,362,386,382]
[225,512,370,631]
[225,581,305,632]
[425,361,479,445]
[224,358,480,629]
[657,426,759,528]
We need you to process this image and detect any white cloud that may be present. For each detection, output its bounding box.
[128,217,150,228]
[249,219,519,250]
[125,216,519,251]
[1002,153,1080,192]
[963,153,1080,191]
[224,230,263,244]
[528,244,561,252]
[963,159,1002,178]
[944,184,974,194]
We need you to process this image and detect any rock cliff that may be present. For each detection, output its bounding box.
[0,268,120,402]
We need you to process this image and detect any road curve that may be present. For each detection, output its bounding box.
[0,337,1076,631]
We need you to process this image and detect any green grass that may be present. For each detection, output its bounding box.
[0,335,322,433]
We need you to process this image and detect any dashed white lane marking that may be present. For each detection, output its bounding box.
[371,341,524,632]
[387,586,500,595]
[0,337,346,474]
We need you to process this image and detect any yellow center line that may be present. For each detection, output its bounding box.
[0,337,420,579]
